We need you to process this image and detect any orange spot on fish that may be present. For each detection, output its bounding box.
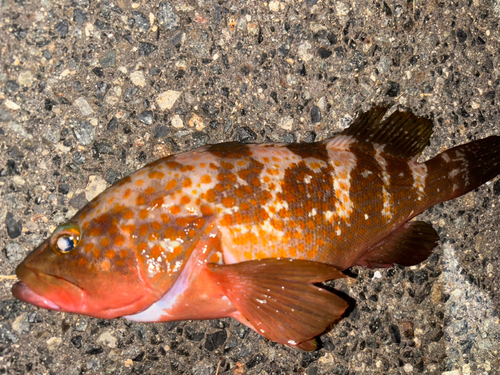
[205,189,216,203]
[136,180,144,187]
[183,178,192,188]
[139,224,148,237]
[139,209,149,220]
[176,217,194,227]
[220,161,234,170]
[113,204,126,213]
[220,214,234,226]
[77,257,87,266]
[149,232,159,241]
[180,196,191,205]
[80,211,88,220]
[106,250,116,259]
[114,235,125,247]
[164,227,176,240]
[270,218,284,231]
[165,179,177,190]
[109,225,118,235]
[84,243,94,252]
[82,222,89,231]
[119,250,127,258]
[240,202,250,211]
[101,238,109,247]
[151,245,164,258]
[123,189,131,199]
[222,196,235,208]
[122,224,136,235]
[170,205,181,215]
[101,260,111,271]
[160,214,170,223]
[180,165,195,172]
[124,210,134,220]
[149,171,165,179]
[188,229,197,238]
[201,175,212,184]
[136,196,145,205]
[138,171,146,176]
[107,197,115,205]
[92,248,101,258]
[209,163,218,170]
[251,177,261,187]
[88,227,102,236]
[151,221,162,231]
[145,186,155,195]
[194,217,206,229]
[200,205,214,216]
[166,161,181,169]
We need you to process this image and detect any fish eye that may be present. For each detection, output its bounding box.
[50,222,81,255]
[56,236,78,253]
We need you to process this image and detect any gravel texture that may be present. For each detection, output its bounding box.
[1,0,500,374]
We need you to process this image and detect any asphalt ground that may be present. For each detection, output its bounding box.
[1,0,500,374]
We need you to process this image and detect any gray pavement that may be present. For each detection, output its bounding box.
[1,0,500,374]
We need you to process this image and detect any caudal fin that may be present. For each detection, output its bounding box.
[425,136,500,205]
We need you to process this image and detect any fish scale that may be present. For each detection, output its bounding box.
[12,106,500,350]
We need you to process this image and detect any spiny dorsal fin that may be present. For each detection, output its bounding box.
[339,107,434,159]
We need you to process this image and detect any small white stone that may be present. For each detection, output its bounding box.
[97,331,118,348]
[279,116,294,131]
[85,175,108,201]
[18,70,33,86]
[130,70,146,87]
[373,271,382,279]
[4,99,20,110]
[74,97,94,116]
[157,90,182,111]
[336,2,350,17]
[403,364,413,373]
[171,114,183,128]
[269,1,280,12]
[46,337,63,351]
[298,41,313,62]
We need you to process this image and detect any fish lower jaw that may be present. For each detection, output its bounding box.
[12,281,61,311]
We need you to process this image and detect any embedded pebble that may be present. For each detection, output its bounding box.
[74,97,94,116]
[130,71,146,87]
[72,120,95,145]
[169,114,182,128]
[85,175,107,201]
[158,1,179,30]
[5,242,24,262]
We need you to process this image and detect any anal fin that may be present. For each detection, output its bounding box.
[208,258,348,350]
[357,221,439,268]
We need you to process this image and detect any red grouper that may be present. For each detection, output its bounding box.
[12,107,500,350]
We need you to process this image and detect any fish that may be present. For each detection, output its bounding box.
[12,107,500,350]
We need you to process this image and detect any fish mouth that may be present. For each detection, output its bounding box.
[12,281,61,310]
[13,263,85,313]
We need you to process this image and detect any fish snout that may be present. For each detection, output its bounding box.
[13,262,85,313]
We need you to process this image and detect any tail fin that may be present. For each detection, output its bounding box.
[425,136,500,205]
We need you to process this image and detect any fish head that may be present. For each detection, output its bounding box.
[12,217,160,318]
[11,187,199,318]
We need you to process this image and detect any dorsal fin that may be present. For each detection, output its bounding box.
[337,107,434,159]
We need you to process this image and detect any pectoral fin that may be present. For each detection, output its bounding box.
[208,258,348,351]
[357,221,439,268]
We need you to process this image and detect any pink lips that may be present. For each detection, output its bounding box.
[12,281,61,311]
